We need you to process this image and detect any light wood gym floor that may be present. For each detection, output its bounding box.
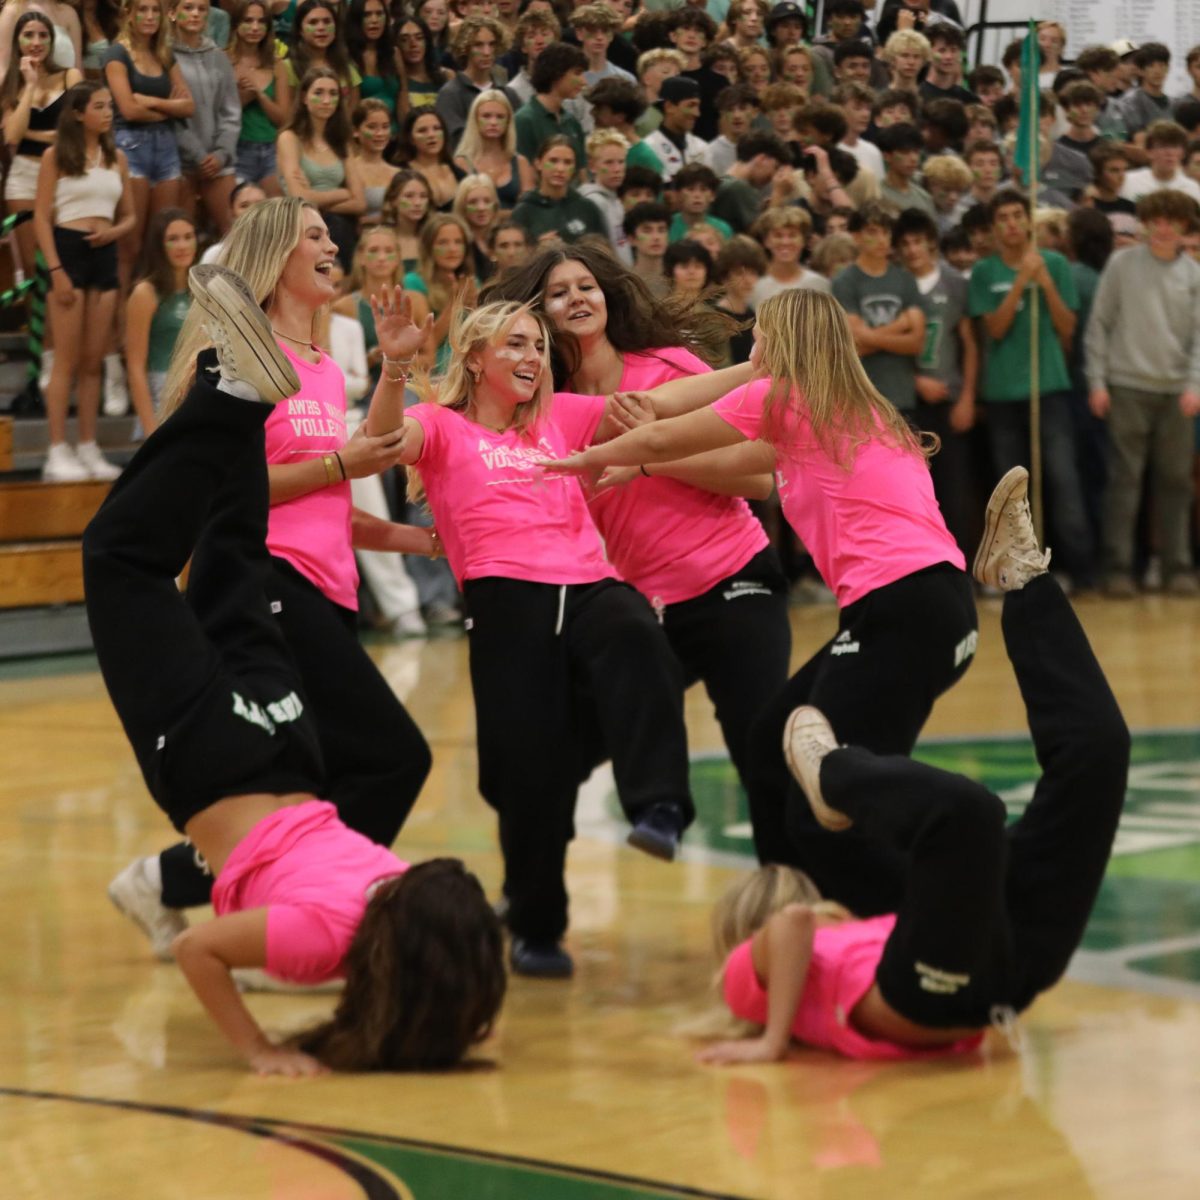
[2,595,1200,1199]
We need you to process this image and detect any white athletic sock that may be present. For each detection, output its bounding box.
[215,375,261,403]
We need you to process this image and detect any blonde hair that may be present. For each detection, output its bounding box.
[1034,205,1070,249]
[452,173,500,237]
[810,231,857,278]
[454,88,517,166]
[754,288,934,467]
[417,212,472,314]
[586,127,630,157]
[922,153,974,190]
[121,0,174,66]
[636,47,686,78]
[160,197,317,417]
[751,205,812,240]
[679,865,850,1043]
[348,223,403,295]
[408,301,552,502]
[884,29,932,64]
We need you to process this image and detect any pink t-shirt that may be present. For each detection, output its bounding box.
[408,395,618,586]
[212,800,408,984]
[264,346,358,610]
[564,348,767,606]
[722,914,984,1061]
[713,377,964,606]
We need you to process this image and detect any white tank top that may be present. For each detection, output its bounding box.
[55,160,122,223]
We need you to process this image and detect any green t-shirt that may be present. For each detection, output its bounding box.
[710,177,762,235]
[968,250,1079,402]
[627,139,664,175]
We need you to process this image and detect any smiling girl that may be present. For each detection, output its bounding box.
[373,300,696,977]
[0,0,81,75]
[227,0,287,193]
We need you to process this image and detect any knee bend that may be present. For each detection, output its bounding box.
[938,783,1008,844]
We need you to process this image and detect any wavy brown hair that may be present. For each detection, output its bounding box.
[298,858,506,1071]
[480,240,734,388]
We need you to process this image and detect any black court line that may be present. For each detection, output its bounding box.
[0,1086,756,1200]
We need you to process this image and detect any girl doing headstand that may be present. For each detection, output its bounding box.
[697,469,1128,1064]
[84,264,504,1074]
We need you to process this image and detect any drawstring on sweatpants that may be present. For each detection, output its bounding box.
[988,1004,1025,1053]
[651,596,665,625]
[555,584,566,636]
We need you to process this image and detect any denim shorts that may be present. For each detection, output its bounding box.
[114,123,181,185]
[235,139,277,184]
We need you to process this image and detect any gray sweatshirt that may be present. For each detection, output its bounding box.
[172,38,241,172]
[1085,244,1200,395]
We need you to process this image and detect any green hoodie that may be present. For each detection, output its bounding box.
[510,189,608,244]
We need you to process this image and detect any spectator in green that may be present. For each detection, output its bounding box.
[513,41,586,167]
[511,134,606,243]
[709,131,791,234]
[668,163,731,243]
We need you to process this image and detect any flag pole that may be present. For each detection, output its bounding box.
[1025,23,1043,542]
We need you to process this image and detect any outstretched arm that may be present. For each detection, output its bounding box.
[636,361,757,419]
[172,911,327,1077]
[697,904,816,1066]
[545,406,746,474]
[596,440,776,500]
[351,508,440,556]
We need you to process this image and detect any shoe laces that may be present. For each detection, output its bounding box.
[1004,495,1050,571]
[205,319,236,373]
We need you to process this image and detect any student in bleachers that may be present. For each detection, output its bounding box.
[284,0,360,109]
[227,0,287,195]
[452,87,533,209]
[403,212,474,373]
[487,216,529,271]
[511,134,605,244]
[277,65,365,265]
[395,15,453,113]
[346,0,399,123]
[435,15,510,147]
[380,167,432,269]
[394,105,463,209]
[125,207,196,432]
[452,171,500,279]
[0,0,81,75]
[352,97,398,224]
[171,0,240,236]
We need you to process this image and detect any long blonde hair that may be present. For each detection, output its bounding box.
[454,88,516,166]
[755,288,935,468]
[679,865,851,1043]
[452,173,500,240]
[160,197,318,417]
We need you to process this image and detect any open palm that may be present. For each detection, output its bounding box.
[369,285,434,362]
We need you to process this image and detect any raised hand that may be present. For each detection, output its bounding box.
[368,285,434,363]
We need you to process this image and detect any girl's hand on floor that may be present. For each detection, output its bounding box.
[696,1036,786,1067]
[248,1046,329,1078]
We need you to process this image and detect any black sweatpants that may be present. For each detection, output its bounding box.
[747,562,977,915]
[817,574,1129,1025]
[158,556,433,909]
[464,576,691,944]
[660,548,792,802]
[82,361,325,831]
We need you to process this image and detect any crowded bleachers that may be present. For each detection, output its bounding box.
[4,0,1200,624]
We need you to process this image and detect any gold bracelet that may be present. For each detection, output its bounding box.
[429,529,443,559]
[382,353,415,385]
[322,454,339,485]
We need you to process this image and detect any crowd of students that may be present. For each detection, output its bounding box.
[8,0,1200,599]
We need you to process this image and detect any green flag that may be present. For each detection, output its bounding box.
[1013,19,1042,191]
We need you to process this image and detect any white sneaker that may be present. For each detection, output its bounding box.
[38,347,54,395]
[103,353,130,416]
[75,440,121,481]
[973,467,1051,592]
[41,441,90,482]
[390,608,428,638]
[782,706,851,831]
[107,855,188,961]
[187,264,301,404]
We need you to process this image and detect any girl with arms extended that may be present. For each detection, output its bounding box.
[543,288,978,914]
[86,262,503,1074]
[375,300,696,977]
[485,241,790,859]
[107,198,438,967]
[697,471,1128,1065]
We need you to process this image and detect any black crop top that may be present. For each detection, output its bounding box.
[16,89,67,158]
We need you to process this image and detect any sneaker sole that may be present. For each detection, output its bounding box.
[782,707,851,832]
[188,265,301,403]
[106,880,178,962]
[972,466,1029,587]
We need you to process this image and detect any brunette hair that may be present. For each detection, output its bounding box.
[395,14,443,81]
[346,0,398,80]
[289,0,354,84]
[136,207,197,297]
[285,66,352,157]
[381,166,433,230]
[55,82,119,174]
[416,212,471,312]
[298,859,506,1071]
[480,240,734,384]
[396,106,455,166]
[1,12,64,110]
[226,0,275,69]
